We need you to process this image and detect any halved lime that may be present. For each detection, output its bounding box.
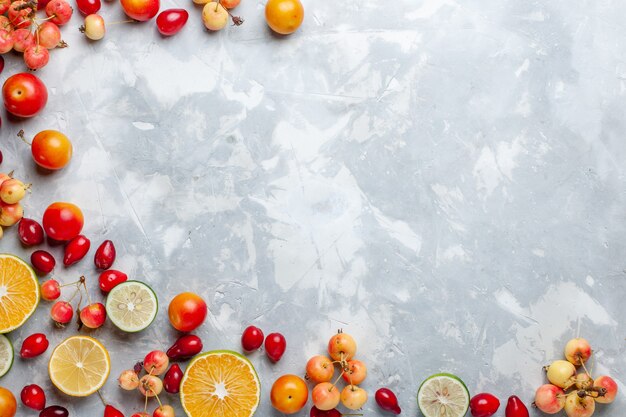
[105,281,158,332]
[0,334,13,378]
[417,373,470,417]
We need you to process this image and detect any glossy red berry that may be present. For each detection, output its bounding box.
[310,406,341,417]
[76,0,100,15]
[166,334,203,361]
[94,239,116,269]
[104,404,124,417]
[21,384,46,410]
[163,364,183,394]
[264,332,286,362]
[156,9,189,36]
[20,333,49,358]
[63,234,90,266]
[31,250,56,274]
[470,393,500,417]
[18,218,44,246]
[41,279,61,301]
[98,269,128,293]
[241,325,264,352]
[375,388,401,414]
[50,301,73,324]
[40,405,69,417]
[505,395,529,417]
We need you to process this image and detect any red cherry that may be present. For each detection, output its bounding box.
[40,405,69,417]
[310,406,341,417]
[31,250,56,274]
[94,240,116,269]
[18,218,44,246]
[156,9,189,36]
[166,334,203,361]
[470,393,500,417]
[104,404,124,417]
[98,269,128,293]
[241,325,264,352]
[63,234,91,266]
[21,384,46,410]
[505,395,529,417]
[375,388,401,414]
[76,0,100,15]
[163,364,183,394]
[264,332,286,362]
[20,333,49,358]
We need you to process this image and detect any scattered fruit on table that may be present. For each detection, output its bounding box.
[120,0,160,22]
[18,218,44,246]
[271,374,309,414]
[0,335,14,378]
[180,350,260,417]
[106,281,158,332]
[31,250,56,275]
[2,73,47,117]
[168,292,207,332]
[375,387,401,414]
[48,335,110,397]
[0,386,17,417]
[470,392,500,417]
[241,325,264,352]
[42,202,84,241]
[265,332,286,362]
[156,9,189,36]
[94,239,116,269]
[265,0,304,35]
[80,14,106,40]
[20,333,49,358]
[167,334,203,361]
[63,234,91,266]
[99,269,128,292]
[0,254,40,333]
[21,384,46,410]
[506,395,529,417]
[417,373,470,417]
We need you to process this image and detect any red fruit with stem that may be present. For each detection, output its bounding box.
[31,250,56,274]
[328,332,357,361]
[20,384,46,410]
[156,9,188,36]
[0,30,14,54]
[306,355,334,383]
[166,334,203,360]
[144,350,169,375]
[163,364,183,394]
[505,395,529,417]
[37,22,62,49]
[375,388,401,414]
[8,1,33,29]
[0,178,29,204]
[12,29,34,52]
[50,301,74,324]
[104,405,124,417]
[18,218,44,246]
[63,234,91,266]
[265,332,286,362]
[534,384,566,414]
[342,359,367,385]
[80,302,106,328]
[241,325,264,352]
[564,338,592,366]
[81,14,106,40]
[20,333,49,358]
[46,0,73,25]
[153,405,175,417]
[98,269,127,292]
[76,0,100,15]
[311,382,340,411]
[94,240,116,269]
[41,279,61,301]
[593,375,618,404]
[24,45,50,70]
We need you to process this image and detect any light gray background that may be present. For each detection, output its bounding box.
[1,0,625,415]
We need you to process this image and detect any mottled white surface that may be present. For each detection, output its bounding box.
[0,0,625,416]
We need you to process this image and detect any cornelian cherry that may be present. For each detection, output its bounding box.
[104,405,124,417]
[94,240,116,269]
[265,332,286,362]
[375,388,401,414]
[99,269,128,292]
[310,406,341,417]
[76,0,100,15]
[63,234,91,266]
[163,364,183,394]
[505,395,529,417]
[167,334,203,360]
[156,9,189,36]
[20,333,49,358]
[470,393,500,417]
[40,405,69,417]
[21,384,46,410]
[18,218,44,246]
[31,250,56,274]
[241,325,264,352]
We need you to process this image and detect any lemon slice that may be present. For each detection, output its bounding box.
[48,335,111,397]
[0,254,39,333]
[0,334,13,378]
[105,281,158,332]
[181,350,260,417]
[417,373,470,417]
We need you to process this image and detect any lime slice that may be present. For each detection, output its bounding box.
[0,334,13,378]
[417,373,470,417]
[105,281,158,332]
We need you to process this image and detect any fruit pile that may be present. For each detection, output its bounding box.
[534,338,618,417]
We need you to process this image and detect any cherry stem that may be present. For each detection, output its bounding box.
[17,130,32,147]
[60,278,84,288]
[108,19,137,25]
[580,360,592,379]
[331,371,345,389]
[143,390,148,412]
[96,390,107,407]
[154,391,163,408]
[81,276,92,305]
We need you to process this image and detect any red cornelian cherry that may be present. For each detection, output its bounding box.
[265,332,286,362]
[104,404,124,417]
[163,364,183,394]
[76,0,100,15]
[310,406,341,417]
[167,334,203,360]
[63,234,91,266]
[31,250,56,274]
[470,393,500,417]
[241,325,264,352]
[40,405,69,417]
[41,279,61,301]
[18,218,44,246]
[99,269,127,292]
[94,239,116,269]
[50,301,73,324]
[375,388,401,414]
[20,333,49,358]
[505,395,529,417]
[21,384,46,410]
[156,9,189,36]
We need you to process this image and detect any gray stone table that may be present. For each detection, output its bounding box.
[0,0,624,416]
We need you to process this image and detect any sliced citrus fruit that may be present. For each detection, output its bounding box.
[105,281,158,332]
[0,254,39,333]
[180,350,260,417]
[417,373,470,417]
[0,334,13,378]
[48,335,111,397]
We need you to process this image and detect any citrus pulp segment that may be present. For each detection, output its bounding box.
[180,350,261,417]
[105,281,158,332]
[48,335,111,397]
[0,254,40,333]
[0,334,13,378]
[417,373,470,417]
